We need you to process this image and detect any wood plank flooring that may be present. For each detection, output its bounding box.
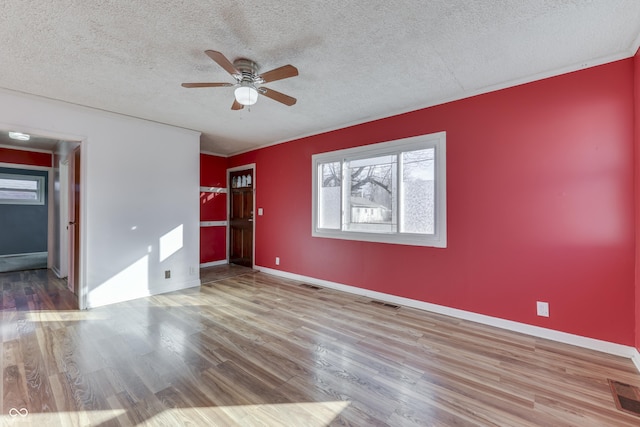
[2,266,640,426]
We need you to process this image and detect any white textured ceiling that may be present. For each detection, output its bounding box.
[2,1,640,155]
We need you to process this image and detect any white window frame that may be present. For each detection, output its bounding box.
[0,173,45,205]
[312,131,446,248]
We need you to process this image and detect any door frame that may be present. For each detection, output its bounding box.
[227,163,256,268]
[67,146,81,297]
[59,158,70,279]
[0,122,87,309]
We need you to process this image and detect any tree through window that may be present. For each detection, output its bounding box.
[312,132,446,248]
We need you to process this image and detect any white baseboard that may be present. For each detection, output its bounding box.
[51,265,62,278]
[632,349,640,372]
[200,260,228,268]
[0,251,47,258]
[87,279,201,309]
[256,266,640,365]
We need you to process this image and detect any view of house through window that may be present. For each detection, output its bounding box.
[346,154,397,233]
[313,132,446,248]
[0,173,45,205]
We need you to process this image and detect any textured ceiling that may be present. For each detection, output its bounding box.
[2,1,640,155]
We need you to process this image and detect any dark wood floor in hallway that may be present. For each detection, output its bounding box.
[2,266,640,426]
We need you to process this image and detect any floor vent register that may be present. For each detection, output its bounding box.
[370,300,400,309]
[609,379,640,416]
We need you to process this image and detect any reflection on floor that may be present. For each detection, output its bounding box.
[200,263,255,285]
[0,268,77,310]
[0,252,47,273]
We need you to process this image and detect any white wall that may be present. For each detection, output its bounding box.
[0,89,201,308]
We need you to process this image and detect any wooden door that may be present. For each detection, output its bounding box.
[229,169,253,267]
[68,146,80,295]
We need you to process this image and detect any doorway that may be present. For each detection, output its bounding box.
[0,167,49,273]
[228,167,254,267]
[0,128,83,307]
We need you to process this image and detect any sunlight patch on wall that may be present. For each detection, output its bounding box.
[90,255,149,306]
[200,191,224,204]
[200,186,226,206]
[159,224,183,262]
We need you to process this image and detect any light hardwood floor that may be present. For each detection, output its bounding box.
[2,266,640,426]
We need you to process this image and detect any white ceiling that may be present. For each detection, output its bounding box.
[2,1,640,156]
[0,131,61,152]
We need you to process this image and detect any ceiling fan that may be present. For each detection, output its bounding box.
[182,50,298,110]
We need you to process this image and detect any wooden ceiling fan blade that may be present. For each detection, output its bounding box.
[181,82,233,88]
[231,100,244,110]
[260,65,298,83]
[205,50,240,77]
[260,87,296,106]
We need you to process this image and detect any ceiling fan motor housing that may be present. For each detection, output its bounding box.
[233,58,262,84]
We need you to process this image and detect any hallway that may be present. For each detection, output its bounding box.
[0,268,76,311]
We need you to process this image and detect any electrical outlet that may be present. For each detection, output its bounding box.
[165,270,171,279]
[189,266,196,276]
[275,257,280,266]
[536,301,549,317]
[258,208,264,216]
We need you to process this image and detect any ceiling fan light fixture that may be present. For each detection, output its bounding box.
[234,84,258,106]
[8,131,30,141]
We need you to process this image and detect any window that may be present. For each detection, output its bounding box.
[0,173,45,205]
[312,132,446,247]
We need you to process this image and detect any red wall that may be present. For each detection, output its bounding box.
[0,147,52,167]
[231,59,636,345]
[634,47,640,351]
[200,154,227,264]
